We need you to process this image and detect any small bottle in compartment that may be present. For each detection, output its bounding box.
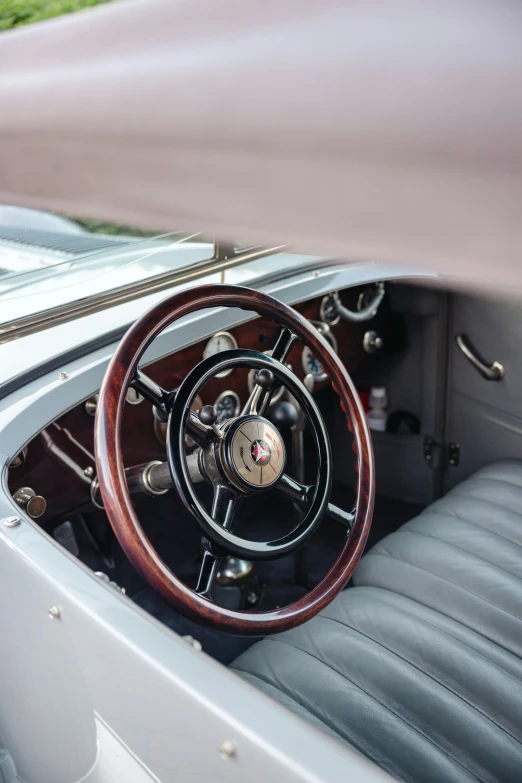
[367,387,388,432]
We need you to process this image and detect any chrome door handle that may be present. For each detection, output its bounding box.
[455,334,505,381]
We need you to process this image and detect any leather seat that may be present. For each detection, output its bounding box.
[231,461,522,782]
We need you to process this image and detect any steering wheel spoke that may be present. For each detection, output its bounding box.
[325,503,355,531]
[242,327,298,416]
[131,369,172,420]
[276,474,354,531]
[211,483,237,530]
[272,326,298,362]
[185,409,217,448]
[195,484,237,600]
[276,473,312,507]
[195,548,223,600]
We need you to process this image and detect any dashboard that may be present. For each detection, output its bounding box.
[7,287,396,523]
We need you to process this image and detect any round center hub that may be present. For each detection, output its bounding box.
[227,417,285,489]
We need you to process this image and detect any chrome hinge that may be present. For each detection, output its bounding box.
[423,436,443,469]
[424,437,460,468]
[448,442,460,467]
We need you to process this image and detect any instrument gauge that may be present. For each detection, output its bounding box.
[319,293,340,325]
[203,331,238,378]
[302,347,327,381]
[301,329,338,383]
[214,390,240,423]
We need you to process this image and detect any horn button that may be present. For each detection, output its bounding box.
[224,417,286,490]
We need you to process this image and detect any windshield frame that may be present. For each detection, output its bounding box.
[0,241,286,345]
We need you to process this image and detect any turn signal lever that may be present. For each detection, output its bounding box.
[91,454,201,506]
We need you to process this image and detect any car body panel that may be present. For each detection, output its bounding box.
[0,449,392,783]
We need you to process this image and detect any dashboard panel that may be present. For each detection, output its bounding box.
[7,288,397,523]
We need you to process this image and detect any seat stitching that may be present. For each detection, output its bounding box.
[449,487,522,518]
[315,613,522,746]
[361,551,522,633]
[234,668,418,777]
[262,637,487,782]
[349,589,522,689]
[233,669,346,742]
[412,510,522,549]
[458,475,522,491]
[393,527,522,581]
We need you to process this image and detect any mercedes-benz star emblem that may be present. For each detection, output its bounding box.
[250,439,272,466]
[230,418,285,488]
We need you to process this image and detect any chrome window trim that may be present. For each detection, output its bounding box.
[0,242,285,346]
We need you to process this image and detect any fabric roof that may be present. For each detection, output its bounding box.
[1,0,521,290]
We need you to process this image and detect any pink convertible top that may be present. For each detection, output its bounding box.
[0,0,521,289]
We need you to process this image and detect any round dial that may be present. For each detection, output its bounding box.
[319,293,340,325]
[302,347,327,381]
[215,390,240,423]
[203,331,238,378]
[301,329,338,383]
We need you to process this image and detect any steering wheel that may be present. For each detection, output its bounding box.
[95,284,375,635]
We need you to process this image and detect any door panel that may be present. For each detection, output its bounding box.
[445,292,522,490]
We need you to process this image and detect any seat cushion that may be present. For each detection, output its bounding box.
[355,460,522,658]
[232,461,522,782]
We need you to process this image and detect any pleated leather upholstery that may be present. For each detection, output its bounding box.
[232,462,522,782]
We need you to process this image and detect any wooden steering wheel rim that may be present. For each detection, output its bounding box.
[95,284,375,635]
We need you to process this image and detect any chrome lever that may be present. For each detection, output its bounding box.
[455,334,505,381]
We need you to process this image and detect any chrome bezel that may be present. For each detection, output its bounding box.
[301,328,338,383]
[214,389,240,423]
[301,346,328,382]
[203,331,238,378]
[126,387,144,405]
[357,286,380,316]
[319,293,340,325]
[143,461,169,495]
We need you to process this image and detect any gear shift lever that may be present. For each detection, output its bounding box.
[267,401,299,429]
[285,375,315,587]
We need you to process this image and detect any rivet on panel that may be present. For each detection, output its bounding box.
[59,372,69,381]
[48,605,61,620]
[219,740,236,760]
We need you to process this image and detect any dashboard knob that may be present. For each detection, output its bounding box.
[363,330,384,354]
[267,401,299,429]
[199,405,218,426]
[13,486,47,518]
[255,368,275,388]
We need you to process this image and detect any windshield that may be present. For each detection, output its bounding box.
[0,206,217,326]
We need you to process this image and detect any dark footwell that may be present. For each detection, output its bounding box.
[124,488,424,664]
